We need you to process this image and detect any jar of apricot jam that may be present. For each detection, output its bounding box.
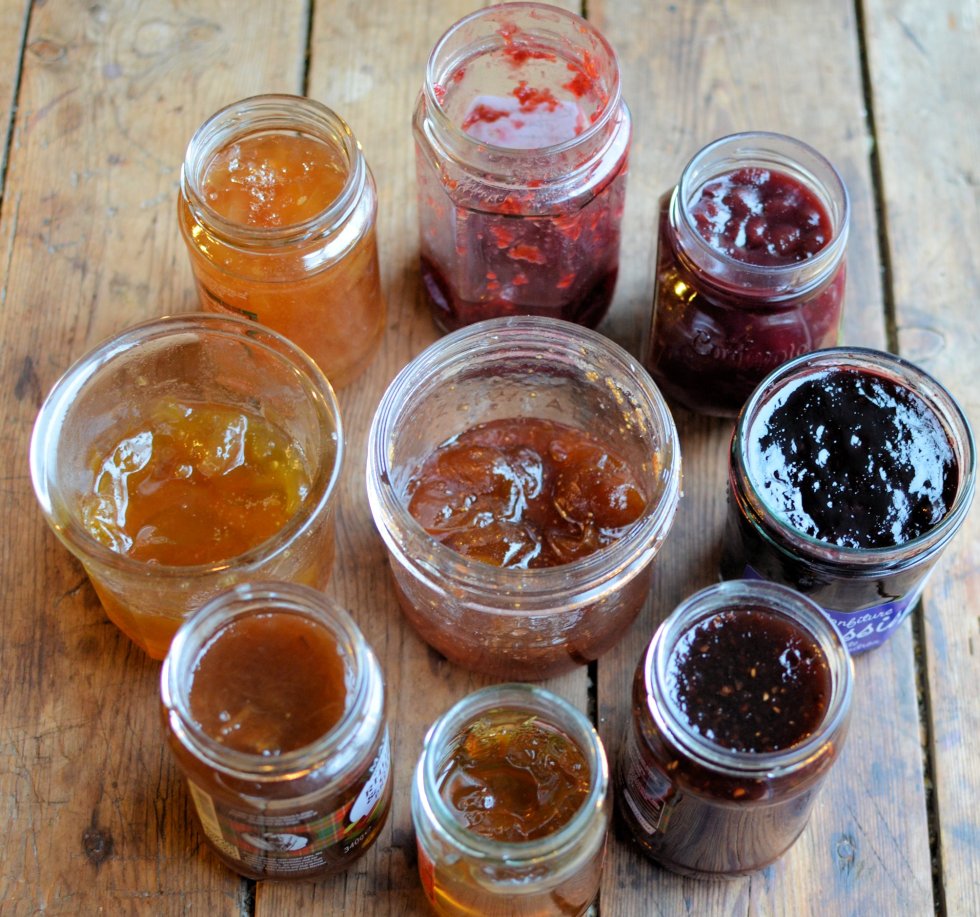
[160,582,391,880]
[644,132,849,417]
[366,316,681,679]
[178,94,385,389]
[721,347,976,652]
[413,683,609,916]
[413,3,631,332]
[618,580,853,878]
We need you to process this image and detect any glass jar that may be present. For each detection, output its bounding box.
[178,94,385,389]
[413,2,632,332]
[413,683,609,916]
[644,131,849,417]
[160,582,391,880]
[29,313,343,659]
[618,580,854,878]
[365,316,681,679]
[720,347,976,652]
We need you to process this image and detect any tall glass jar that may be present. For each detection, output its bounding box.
[413,683,609,916]
[720,347,976,652]
[178,94,385,389]
[644,131,849,417]
[413,2,632,332]
[618,580,854,878]
[366,316,681,680]
[160,582,391,880]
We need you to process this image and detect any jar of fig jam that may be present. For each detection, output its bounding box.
[413,683,609,916]
[644,131,849,417]
[413,2,631,332]
[721,347,976,652]
[160,582,391,880]
[366,316,681,679]
[618,580,853,878]
[178,94,386,388]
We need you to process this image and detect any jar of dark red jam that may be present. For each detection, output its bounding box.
[413,2,631,332]
[366,316,681,679]
[618,580,853,878]
[160,582,391,880]
[644,132,849,417]
[413,683,609,916]
[721,347,976,652]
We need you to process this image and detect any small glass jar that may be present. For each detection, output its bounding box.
[644,131,849,417]
[413,2,632,332]
[29,313,343,659]
[618,580,853,878]
[160,582,391,880]
[720,347,976,652]
[178,94,385,389]
[365,316,681,679]
[413,683,609,916]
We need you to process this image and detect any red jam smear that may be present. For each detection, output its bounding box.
[406,417,647,568]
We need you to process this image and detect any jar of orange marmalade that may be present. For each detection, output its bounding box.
[160,582,391,880]
[178,95,386,388]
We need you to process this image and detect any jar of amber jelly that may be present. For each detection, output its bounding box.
[160,582,391,880]
[413,683,609,916]
[721,347,976,652]
[618,580,853,878]
[366,316,681,679]
[413,2,632,331]
[178,94,385,388]
[644,131,849,417]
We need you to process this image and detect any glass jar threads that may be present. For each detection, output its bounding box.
[413,2,632,332]
[618,580,854,878]
[644,131,849,417]
[721,347,976,652]
[160,582,391,880]
[413,683,610,916]
[178,94,386,389]
[366,316,681,680]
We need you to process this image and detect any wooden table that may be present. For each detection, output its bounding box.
[2,1,976,914]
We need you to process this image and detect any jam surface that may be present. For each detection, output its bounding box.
[749,368,957,548]
[668,608,831,753]
[406,417,647,568]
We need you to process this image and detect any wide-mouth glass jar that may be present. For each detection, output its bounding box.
[30,313,343,659]
[618,580,853,878]
[644,131,850,417]
[413,683,609,916]
[179,94,385,388]
[721,347,976,652]
[366,316,681,679]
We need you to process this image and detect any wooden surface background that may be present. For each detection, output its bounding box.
[1,1,976,914]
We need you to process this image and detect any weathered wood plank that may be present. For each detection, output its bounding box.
[0,0,28,193]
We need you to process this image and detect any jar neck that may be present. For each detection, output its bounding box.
[180,94,367,248]
[669,131,849,301]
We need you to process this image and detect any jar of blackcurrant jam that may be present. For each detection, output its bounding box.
[413,2,631,332]
[721,347,976,652]
[160,583,391,880]
[413,683,610,916]
[618,580,853,878]
[365,316,681,680]
[644,131,849,417]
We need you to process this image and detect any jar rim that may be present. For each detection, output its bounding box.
[644,580,854,776]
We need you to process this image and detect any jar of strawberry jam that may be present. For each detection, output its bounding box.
[178,94,385,389]
[721,347,976,652]
[413,3,631,332]
[160,582,391,880]
[366,316,681,679]
[644,132,849,417]
[413,683,609,916]
[618,580,853,878]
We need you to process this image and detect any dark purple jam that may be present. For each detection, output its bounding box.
[668,608,831,753]
[748,368,957,549]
